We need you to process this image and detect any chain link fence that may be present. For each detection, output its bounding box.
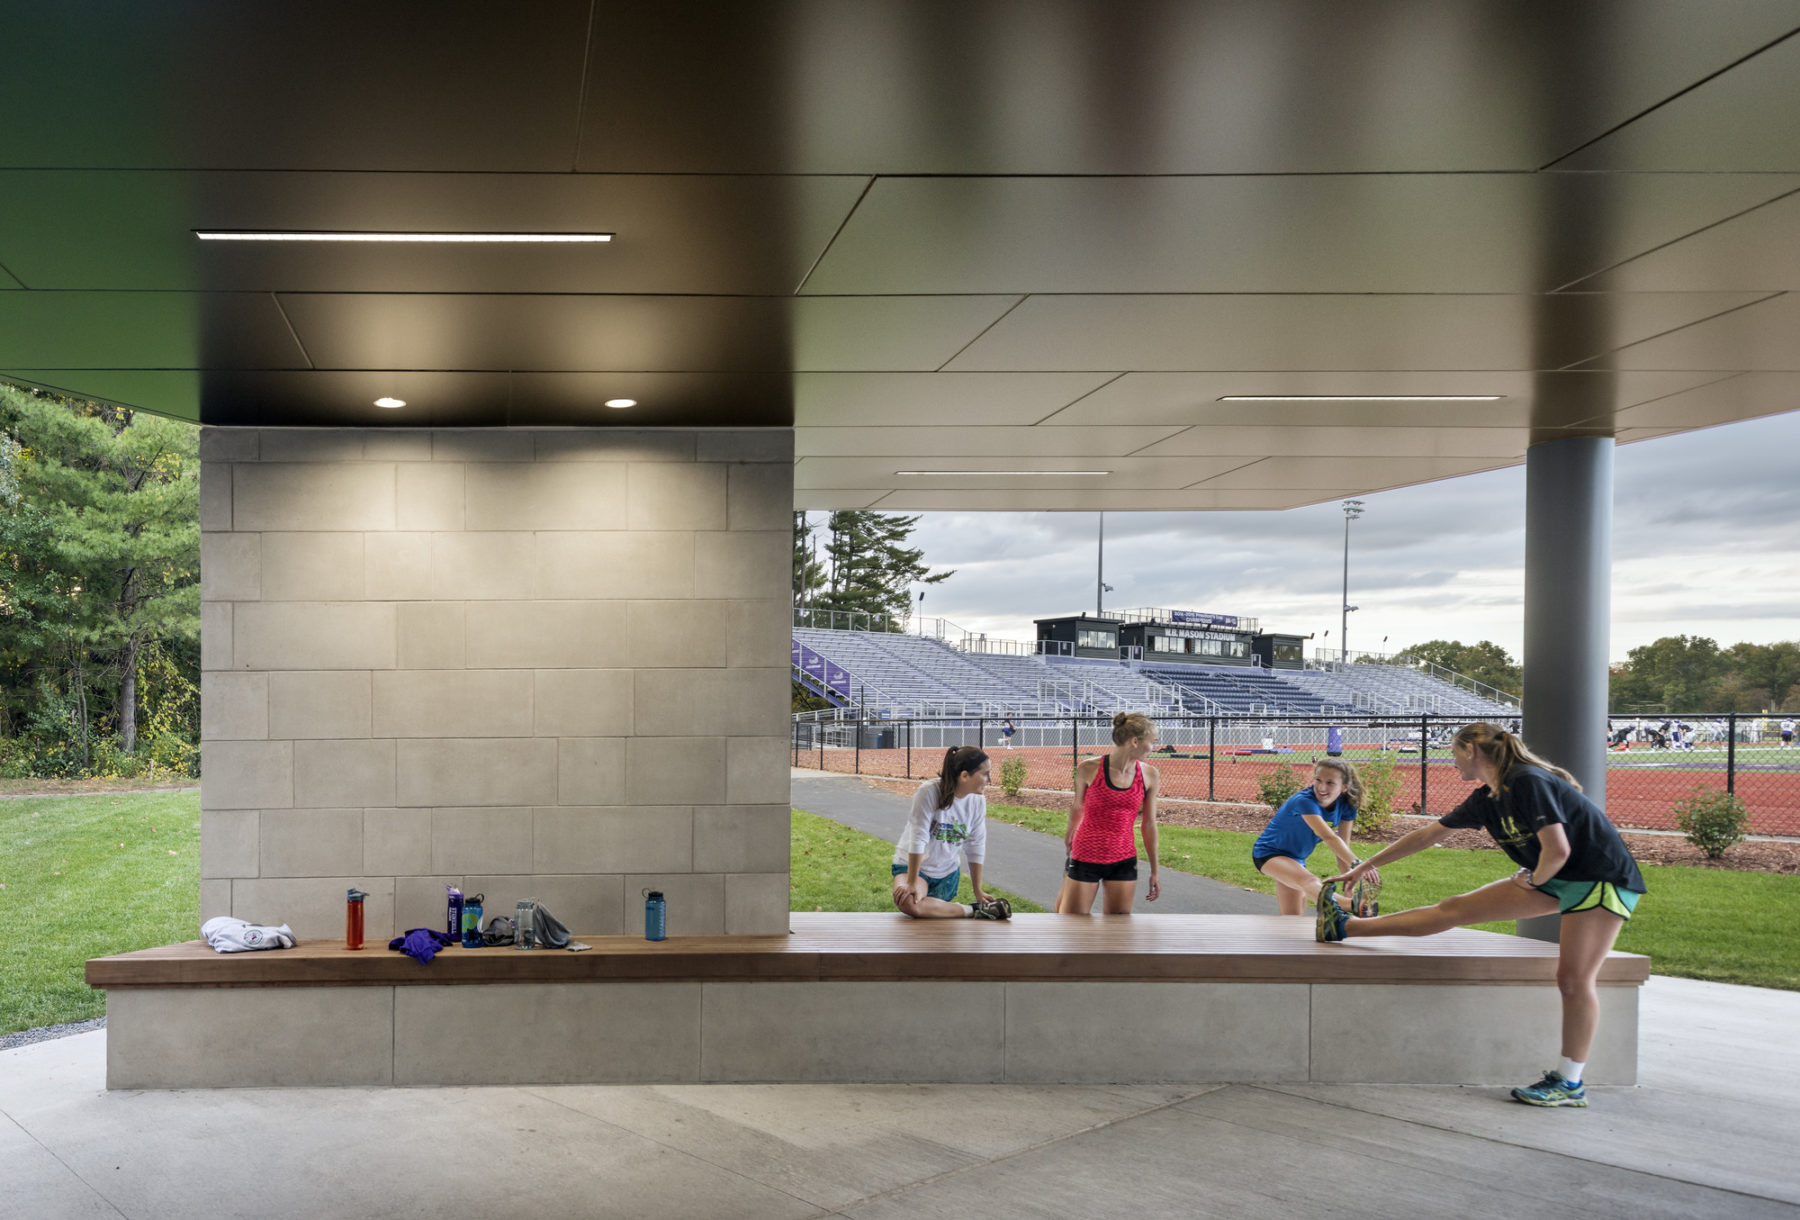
[793,712,1800,837]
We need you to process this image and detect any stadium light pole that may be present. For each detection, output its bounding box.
[1096,511,1105,617]
[1340,500,1364,661]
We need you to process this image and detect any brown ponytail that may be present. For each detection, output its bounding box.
[935,745,989,810]
[1112,711,1155,746]
[1451,722,1580,793]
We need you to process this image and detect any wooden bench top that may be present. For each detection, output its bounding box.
[87,913,1649,989]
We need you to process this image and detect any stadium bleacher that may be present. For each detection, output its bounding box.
[794,628,1516,720]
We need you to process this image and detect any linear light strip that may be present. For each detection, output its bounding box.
[895,470,1111,476]
[194,230,613,243]
[1217,395,1503,402]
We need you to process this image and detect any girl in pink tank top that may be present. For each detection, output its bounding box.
[1057,712,1162,915]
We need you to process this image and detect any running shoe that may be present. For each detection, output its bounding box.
[1315,882,1349,942]
[1511,1070,1587,1108]
[1350,866,1382,918]
[971,898,1012,921]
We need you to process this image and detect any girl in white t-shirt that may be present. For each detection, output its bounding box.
[891,746,1011,920]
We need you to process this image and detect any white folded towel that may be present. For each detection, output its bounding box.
[201,916,297,953]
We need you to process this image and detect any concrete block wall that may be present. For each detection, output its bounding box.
[199,427,794,940]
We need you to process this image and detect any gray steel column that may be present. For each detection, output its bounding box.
[1517,435,1614,942]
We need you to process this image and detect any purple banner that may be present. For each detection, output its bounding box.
[825,662,852,695]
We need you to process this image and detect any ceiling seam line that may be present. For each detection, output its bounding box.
[1554,370,1749,432]
[1535,25,1800,170]
[568,0,599,171]
[1549,184,1800,293]
[934,296,1030,372]
[1181,456,1269,490]
[793,176,878,294]
[1030,372,1128,425]
[1120,427,1193,458]
[1553,290,1787,370]
[270,293,316,369]
[0,259,28,289]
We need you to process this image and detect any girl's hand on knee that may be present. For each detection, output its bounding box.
[891,880,914,910]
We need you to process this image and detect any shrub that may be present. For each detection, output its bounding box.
[1256,763,1302,810]
[1000,755,1027,798]
[1673,787,1750,859]
[1355,750,1403,836]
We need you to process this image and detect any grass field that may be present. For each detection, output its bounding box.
[791,808,1043,915]
[985,801,1800,991]
[4,789,1792,1037]
[1,791,201,1035]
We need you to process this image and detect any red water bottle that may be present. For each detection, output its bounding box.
[346,888,367,950]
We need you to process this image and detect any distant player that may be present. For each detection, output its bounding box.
[891,746,1011,920]
[1320,723,1645,1109]
[1001,718,1016,749]
[1783,718,1795,747]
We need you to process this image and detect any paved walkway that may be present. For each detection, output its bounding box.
[792,769,1277,914]
[4,974,1795,1218]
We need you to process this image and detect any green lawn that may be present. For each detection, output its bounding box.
[791,808,1044,914]
[988,802,1800,991]
[4,790,1790,1037]
[1,791,202,1035]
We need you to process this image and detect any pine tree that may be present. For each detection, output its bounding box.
[792,511,827,609]
[815,510,951,626]
[1,385,199,762]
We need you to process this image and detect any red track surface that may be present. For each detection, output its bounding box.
[799,744,1800,836]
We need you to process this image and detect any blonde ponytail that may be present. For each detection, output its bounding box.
[1451,722,1580,792]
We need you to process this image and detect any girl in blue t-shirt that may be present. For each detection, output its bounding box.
[1251,759,1381,916]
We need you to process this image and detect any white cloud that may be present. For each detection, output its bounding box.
[840,410,1800,663]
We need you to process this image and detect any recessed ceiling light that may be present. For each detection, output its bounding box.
[604,398,637,409]
[373,397,405,409]
[195,230,613,243]
[895,470,1111,477]
[1217,395,1504,402]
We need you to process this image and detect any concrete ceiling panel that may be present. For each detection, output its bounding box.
[942,293,1775,373]
[803,173,1800,296]
[0,172,870,295]
[577,0,1800,173]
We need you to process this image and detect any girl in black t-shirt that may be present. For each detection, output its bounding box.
[1318,722,1645,1109]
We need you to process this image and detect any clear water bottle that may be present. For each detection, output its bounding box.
[644,889,667,942]
[514,898,537,950]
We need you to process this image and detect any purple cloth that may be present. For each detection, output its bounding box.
[388,927,456,964]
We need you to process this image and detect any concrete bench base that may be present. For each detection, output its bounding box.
[106,979,1638,1089]
[92,915,1645,1089]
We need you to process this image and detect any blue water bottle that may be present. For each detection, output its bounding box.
[461,893,484,948]
[644,889,667,941]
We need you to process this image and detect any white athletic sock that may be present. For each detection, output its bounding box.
[1559,1057,1585,1084]
[961,904,975,917]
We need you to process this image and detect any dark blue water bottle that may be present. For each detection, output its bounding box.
[644,889,667,941]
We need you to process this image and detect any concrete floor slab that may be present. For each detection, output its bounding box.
[0,1113,126,1219]
[2,976,1795,1217]
[1259,974,1800,1207]
[841,1085,1796,1220]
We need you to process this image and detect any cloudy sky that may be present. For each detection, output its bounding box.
[827,410,1800,663]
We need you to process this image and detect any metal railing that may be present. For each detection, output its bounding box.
[793,607,908,634]
[791,711,1800,838]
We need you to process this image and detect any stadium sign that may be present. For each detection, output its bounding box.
[1170,610,1241,628]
